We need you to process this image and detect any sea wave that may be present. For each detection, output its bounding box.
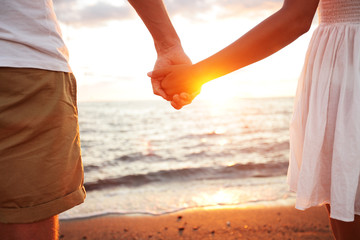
[84,161,289,191]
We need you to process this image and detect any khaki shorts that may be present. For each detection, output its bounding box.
[0,67,86,223]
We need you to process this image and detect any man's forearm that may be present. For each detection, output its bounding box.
[128,0,181,54]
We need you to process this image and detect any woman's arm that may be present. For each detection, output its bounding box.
[152,0,320,96]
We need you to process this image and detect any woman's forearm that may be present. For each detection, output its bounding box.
[194,0,319,84]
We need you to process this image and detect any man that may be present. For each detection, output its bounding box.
[0,0,189,239]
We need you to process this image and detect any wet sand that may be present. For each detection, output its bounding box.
[59,205,333,240]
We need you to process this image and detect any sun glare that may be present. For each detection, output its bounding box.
[199,79,239,105]
[60,1,310,102]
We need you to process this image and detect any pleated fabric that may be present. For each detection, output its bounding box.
[287,0,360,222]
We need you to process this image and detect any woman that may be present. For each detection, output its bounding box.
[150,0,360,239]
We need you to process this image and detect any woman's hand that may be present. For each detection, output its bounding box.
[148,63,203,109]
[151,45,192,100]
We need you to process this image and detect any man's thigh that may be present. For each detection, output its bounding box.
[0,68,85,224]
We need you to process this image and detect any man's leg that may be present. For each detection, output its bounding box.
[0,215,58,240]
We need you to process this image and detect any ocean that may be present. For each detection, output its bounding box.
[60,97,296,220]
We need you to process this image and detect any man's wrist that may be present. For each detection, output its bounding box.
[155,38,182,55]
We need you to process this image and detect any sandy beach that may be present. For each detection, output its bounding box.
[59,205,334,240]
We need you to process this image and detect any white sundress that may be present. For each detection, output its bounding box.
[287,0,360,222]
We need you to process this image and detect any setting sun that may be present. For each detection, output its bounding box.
[198,78,239,104]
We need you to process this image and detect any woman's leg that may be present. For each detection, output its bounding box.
[325,204,360,240]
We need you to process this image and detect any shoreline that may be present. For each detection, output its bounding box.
[60,204,333,240]
[59,197,297,222]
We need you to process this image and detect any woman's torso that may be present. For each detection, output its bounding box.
[319,0,360,24]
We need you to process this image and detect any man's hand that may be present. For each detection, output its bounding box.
[170,92,199,110]
[128,0,196,109]
[149,63,203,109]
[152,44,191,100]
[151,45,198,110]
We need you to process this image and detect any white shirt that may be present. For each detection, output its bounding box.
[0,0,71,72]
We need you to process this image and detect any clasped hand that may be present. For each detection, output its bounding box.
[148,46,201,110]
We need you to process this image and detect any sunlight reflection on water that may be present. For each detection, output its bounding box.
[61,97,295,219]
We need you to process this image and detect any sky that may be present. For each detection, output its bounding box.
[53,0,318,102]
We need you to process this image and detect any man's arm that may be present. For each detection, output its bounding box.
[128,0,191,103]
[128,0,180,55]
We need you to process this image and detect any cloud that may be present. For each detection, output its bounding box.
[163,0,214,18]
[53,0,282,27]
[54,0,134,26]
[164,0,282,18]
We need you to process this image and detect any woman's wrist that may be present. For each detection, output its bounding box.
[192,62,212,86]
